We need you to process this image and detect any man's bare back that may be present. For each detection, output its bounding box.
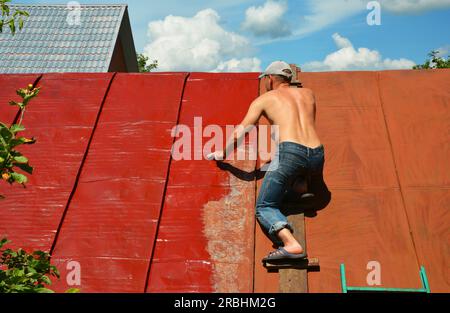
[259,86,322,149]
[206,84,322,161]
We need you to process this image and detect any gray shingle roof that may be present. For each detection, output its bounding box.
[0,4,135,73]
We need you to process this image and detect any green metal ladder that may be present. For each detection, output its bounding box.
[340,263,431,293]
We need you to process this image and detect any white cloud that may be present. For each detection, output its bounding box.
[143,9,261,72]
[256,0,450,45]
[436,45,450,57]
[255,0,366,45]
[381,0,450,14]
[214,58,262,72]
[242,0,291,38]
[302,33,416,71]
[296,0,366,38]
[297,0,450,36]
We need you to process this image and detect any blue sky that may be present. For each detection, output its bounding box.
[18,0,450,72]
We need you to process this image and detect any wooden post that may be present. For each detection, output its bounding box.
[278,212,308,292]
[289,64,302,88]
[278,64,307,293]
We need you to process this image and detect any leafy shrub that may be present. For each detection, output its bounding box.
[0,238,59,293]
[0,84,38,199]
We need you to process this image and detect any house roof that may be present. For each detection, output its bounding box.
[0,4,138,73]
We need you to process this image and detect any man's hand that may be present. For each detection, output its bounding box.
[206,151,225,161]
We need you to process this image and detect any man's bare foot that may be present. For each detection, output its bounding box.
[283,244,304,255]
[276,228,305,255]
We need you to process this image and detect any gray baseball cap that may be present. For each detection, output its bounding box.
[259,61,293,79]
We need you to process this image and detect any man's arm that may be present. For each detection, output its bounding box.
[207,97,265,160]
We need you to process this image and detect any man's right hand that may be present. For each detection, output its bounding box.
[206,151,225,161]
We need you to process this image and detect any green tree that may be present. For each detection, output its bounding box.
[413,50,450,69]
[0,0,29,35]
[1,84,38,200]
[0,238,60,293]
[137,53,158,72]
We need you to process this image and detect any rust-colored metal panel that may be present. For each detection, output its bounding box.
[0,73,113,252]
[299,71,382,107]
[401,189,449,292]
[147,73,259,292]
[0,74,41,123]
[379,69,450,292]
[378,69,450,187]
[51,73,188,292]
[297,71,422,292]
[307,189,422,292]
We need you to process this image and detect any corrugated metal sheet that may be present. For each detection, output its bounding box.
[0,73,113,253]
[0,70,448,292]
[147,73,259,292]
[50,73,188,292]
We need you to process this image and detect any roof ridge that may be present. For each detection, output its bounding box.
[10,4,128,7]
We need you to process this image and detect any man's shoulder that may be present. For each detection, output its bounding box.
[255,91,274,104]
[298,88,315,102]
[299,87,314,96]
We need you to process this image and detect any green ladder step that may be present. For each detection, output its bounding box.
[340,263,430,293]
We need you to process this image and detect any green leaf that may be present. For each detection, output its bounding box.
[8,18,14,34]
[52,267,60,279]
[10,172,27,184]
[40,275,51,285]
[33,250,46,256]
[14,162,33,174]
[9,138,24,148]
[23,88,40,105]
[0,237,10,248]
[16,88,27,98]
[35,288,55,293]
[65,288,80,293]
[0,127,13,143]
[13,155,28,164]
[10,137,36,148]
[18,17,23,30]
[9,124,25,133]
[9,100,23,108]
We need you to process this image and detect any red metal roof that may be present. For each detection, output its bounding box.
[0,70,448,292]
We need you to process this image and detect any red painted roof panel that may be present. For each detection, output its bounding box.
[51,73,188,292]
[146,73,259,292]
[0,73,113,252]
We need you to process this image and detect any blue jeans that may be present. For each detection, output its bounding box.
[255,141,325,247]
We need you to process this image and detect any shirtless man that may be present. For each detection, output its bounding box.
[207,61,325,262]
